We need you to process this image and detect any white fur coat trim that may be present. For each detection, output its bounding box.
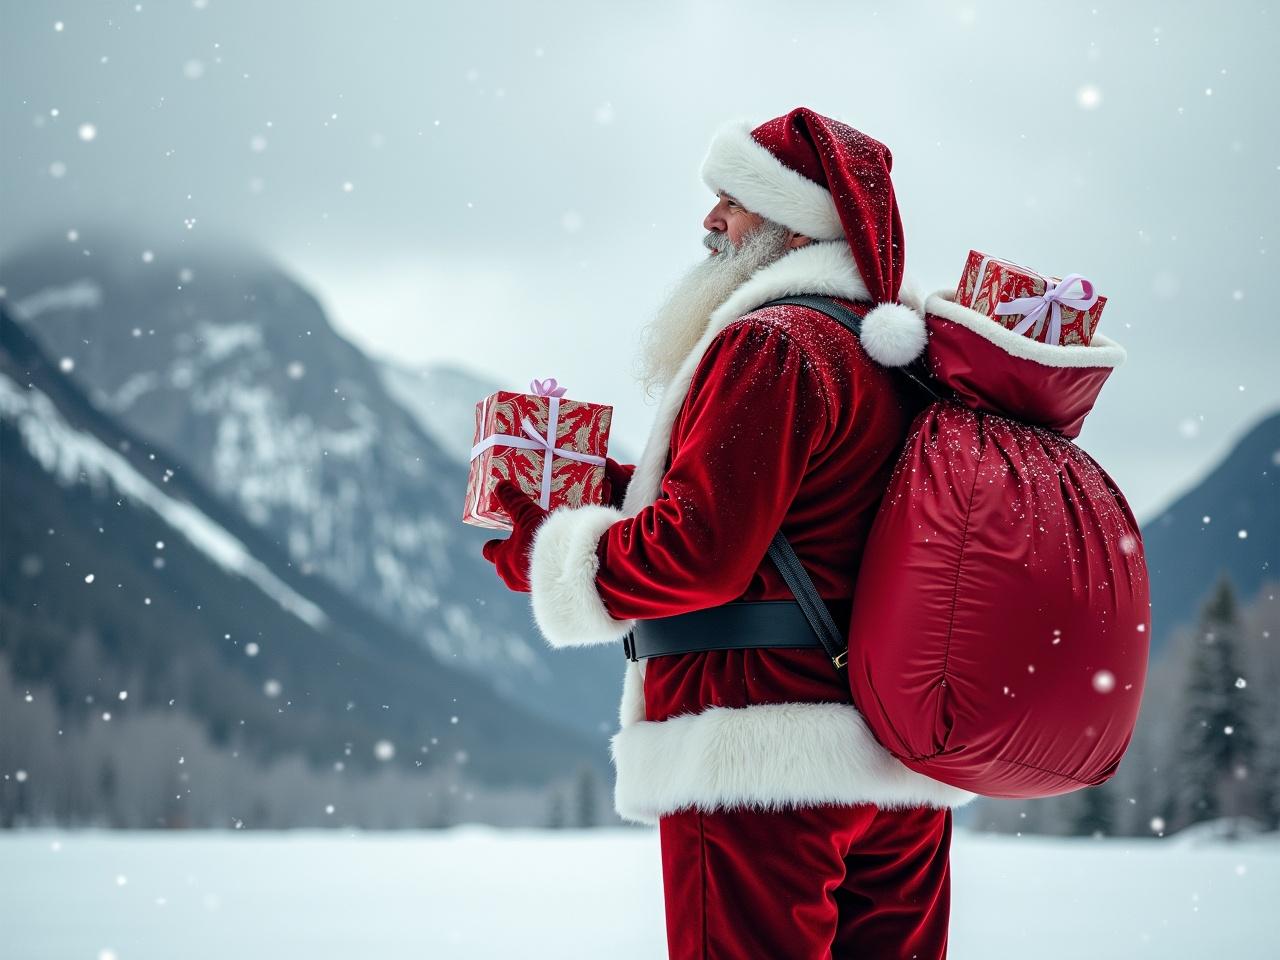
[528,503,636,648]
[700,120,846,242]
[925,289,1127,368]
[610,701,980,825]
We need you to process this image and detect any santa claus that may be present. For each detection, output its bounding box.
[483,106,976,959]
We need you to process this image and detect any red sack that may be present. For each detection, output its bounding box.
[847,288,1150,799]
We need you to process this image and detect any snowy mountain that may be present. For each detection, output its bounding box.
[0,305,607,809]
[0,231,628,741]
[1141,410,1279,653]
[377,358,506,465]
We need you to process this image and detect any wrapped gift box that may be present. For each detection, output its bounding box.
[463,378,612,530]
[957,249,1106,346]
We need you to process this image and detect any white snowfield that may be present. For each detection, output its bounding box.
[0,826,1275,959]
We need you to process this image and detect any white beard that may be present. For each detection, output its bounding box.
[633,220,795,400]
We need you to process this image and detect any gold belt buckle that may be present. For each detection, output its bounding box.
[832,648,848,670]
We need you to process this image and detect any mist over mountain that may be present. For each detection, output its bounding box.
[0,229,630,742]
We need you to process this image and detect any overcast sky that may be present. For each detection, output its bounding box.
[2,0,1278,522]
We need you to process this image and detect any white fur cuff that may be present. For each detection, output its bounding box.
[609,701,979,825]
[529,504,636,649]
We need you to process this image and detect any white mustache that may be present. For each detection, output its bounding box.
[704,231,732,254]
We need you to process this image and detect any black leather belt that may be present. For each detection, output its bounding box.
[622,599,850,662]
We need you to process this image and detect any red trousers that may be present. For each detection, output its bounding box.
[658,802,952,959]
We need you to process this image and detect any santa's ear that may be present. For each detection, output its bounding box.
[787,232,813,249]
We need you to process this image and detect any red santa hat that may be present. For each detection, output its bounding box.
[700,107,927,366]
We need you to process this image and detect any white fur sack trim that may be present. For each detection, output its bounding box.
[925,289,1127,369]
[861,301,928,367]
[528,504,636,649]
[610,701,980,825]
[700,120,845,241]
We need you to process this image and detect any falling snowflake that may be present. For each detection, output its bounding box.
[1076,85,1102,109]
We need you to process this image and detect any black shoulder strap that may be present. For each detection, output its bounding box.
[754,295,940,671]
[765,531,848,669]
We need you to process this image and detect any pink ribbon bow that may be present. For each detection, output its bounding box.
[529,377,567,398]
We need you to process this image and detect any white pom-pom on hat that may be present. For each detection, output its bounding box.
[860,301,928,367]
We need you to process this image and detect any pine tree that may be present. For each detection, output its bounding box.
[1174,577,1259,830]
[573,763,600,828]
[546,786,567,829]
[1071,784,1113,837]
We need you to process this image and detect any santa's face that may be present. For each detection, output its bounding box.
[703,191,765,249]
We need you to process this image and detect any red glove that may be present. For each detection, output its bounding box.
[481,478,550,593]
[601,456,635,510]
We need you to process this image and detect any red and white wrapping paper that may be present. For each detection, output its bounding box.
[462,377,612,530]
[956,249,1106,346]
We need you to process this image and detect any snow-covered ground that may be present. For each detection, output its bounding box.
[1,826,1276,959]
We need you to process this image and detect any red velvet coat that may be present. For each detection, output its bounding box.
[528,241,979,824]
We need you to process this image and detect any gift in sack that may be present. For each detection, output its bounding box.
[957,249,1107,346]
[462,377,612,530]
